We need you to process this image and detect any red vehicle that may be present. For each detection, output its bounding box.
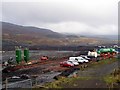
[60,61,74,67]
[40,56,48,61]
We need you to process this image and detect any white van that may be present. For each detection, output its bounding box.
[69,57,89,63]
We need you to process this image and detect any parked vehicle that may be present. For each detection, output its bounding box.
[67,60,79,66]
[69,57,78,60]
[40,56,48,61]
[60,61,74,67]
[78,57,89,63]
[69,57,89,63]
[81,55,91,60]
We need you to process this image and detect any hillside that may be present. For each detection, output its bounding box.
[2,22,117,50]
[2,22,65,38]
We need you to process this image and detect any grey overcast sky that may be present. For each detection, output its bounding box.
[1,0,119,35]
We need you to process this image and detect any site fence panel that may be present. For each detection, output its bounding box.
[3,79,32,89]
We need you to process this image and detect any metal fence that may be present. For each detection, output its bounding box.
[2,72,61,89]
[2,79,32,89]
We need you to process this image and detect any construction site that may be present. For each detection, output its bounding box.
[1,1,119,89]
[1,46,120,89]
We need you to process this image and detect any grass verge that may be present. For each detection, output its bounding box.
[43,76,92,88]
[80,58,118,71]
[103,68,120,88]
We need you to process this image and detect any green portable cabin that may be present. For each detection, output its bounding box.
[16,49,22,64]
[24,48,29,63]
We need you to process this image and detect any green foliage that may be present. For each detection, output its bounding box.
[104,76,117,84]
[43,77,92,88]
[103,68,120,86]
[85,58,117,69]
